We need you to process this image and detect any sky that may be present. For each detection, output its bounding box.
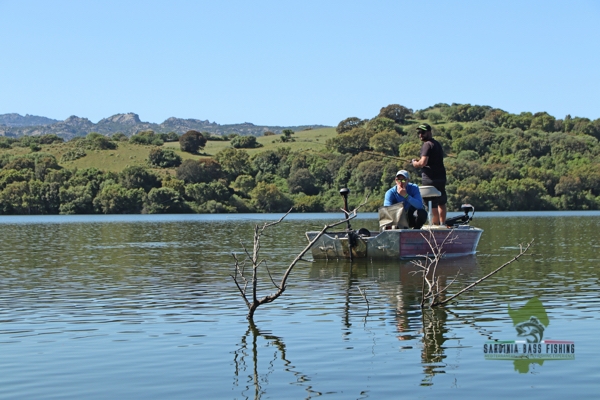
[1,0,599,126]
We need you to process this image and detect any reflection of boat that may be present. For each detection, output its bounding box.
[306,188,483,260]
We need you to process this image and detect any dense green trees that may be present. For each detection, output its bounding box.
[111,132,128,141]
[130,130,164,146]
[120,166,161,192]
[176,159,224,184]
[287,168,319,195]
[442,104,490,122]
[322,104,600,212]
[83,133,118,150]
[0,181,60,214]
[351,160,385,192]
[336,117,365,134]
[1,105,600,214]
[326,127,373,155]
[215,148,252,178]
[377,104,412,123]
[251,182,293,212]
[179,130,207,154]
[185,181,231,204]
[144,187,188,214]
[231,135,261,149]
[94,184,145,214]
[370,131,402,156]
[280,129,295,143]
[147,147,182,168]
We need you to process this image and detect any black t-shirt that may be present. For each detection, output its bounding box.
[420,138,446,181]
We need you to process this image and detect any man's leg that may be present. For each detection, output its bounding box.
[432,180,447,225]
[407,206,417,228]
[408,206,427,229]
[415,208,427,229]
[431,208,440,225]
[438,204,447,225]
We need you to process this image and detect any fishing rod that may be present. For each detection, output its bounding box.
[363,151,411,163]
[364,151,455,162]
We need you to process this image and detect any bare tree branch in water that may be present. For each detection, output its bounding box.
[231,199,368,320]
[411,231,534,308]
[357,286,370,313]
[410,231,460,308]
[232,320,321,398]
[433,240,534,307]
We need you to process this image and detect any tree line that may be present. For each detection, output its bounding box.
[0,103,599,215]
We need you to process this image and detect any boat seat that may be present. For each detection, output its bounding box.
[419,185,441,198]
[419,186,442,225]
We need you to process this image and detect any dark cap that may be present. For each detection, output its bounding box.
[416,123,431,132]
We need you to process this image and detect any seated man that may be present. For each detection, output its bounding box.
[384,170,428,229]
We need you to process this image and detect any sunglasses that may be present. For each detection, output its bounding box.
[395,177,407,182]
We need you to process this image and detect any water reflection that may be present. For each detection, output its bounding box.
[233,321,319,399]
[308,256,482,386]
[420,308,449,386]
[1,214,598,397]
[399,258,479,386]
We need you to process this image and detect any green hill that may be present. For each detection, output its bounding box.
[0,103,599,215]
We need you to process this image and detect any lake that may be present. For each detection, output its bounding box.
[1,212,599,399]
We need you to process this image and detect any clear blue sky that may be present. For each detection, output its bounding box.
[1,0,599,126]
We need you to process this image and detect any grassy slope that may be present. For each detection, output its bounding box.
[165,127,335,159]
[8,127,338,172]
[61,143,155,171]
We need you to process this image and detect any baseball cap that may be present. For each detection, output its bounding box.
[416,123,431,132]
[396,170,410,180]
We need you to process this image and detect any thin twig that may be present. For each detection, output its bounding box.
[432,240,534,307]
[357,286,370,310]
[263,260,280,289]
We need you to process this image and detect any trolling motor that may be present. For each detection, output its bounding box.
[339,188,352,231]
[339,188,361,261]
[339,187,370,238]
[444,204,475,227]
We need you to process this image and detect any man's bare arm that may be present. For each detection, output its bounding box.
[412,156,428,168]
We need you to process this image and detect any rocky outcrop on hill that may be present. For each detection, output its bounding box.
[0,112,329,140]
[159,117,219,133]
[95,113,156,135]
[0,113,59,127]
[56,116,96,133]
[98,113,142,125]
[0,115,95,138]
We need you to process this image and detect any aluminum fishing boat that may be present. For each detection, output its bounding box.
[306,188,483,260]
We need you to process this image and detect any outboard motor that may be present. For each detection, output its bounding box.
[338,188,371,259]
[444,204,475,227]
[339,188,352,231]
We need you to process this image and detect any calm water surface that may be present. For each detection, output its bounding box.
[1,212,599,399]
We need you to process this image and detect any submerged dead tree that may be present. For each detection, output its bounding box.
[232,319,319,398]
[231,202,366,320]
[412,231,534,308]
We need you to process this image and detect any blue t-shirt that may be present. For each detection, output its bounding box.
[384,182,424,209]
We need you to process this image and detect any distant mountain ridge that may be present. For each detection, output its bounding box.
[0,112,329,139]
[0,113,60,127]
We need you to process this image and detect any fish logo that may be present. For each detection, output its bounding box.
[514,316,545,343]
[508,297,549,343]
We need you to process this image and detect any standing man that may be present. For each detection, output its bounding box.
[384,170,427,229]
[411,123,447,225]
